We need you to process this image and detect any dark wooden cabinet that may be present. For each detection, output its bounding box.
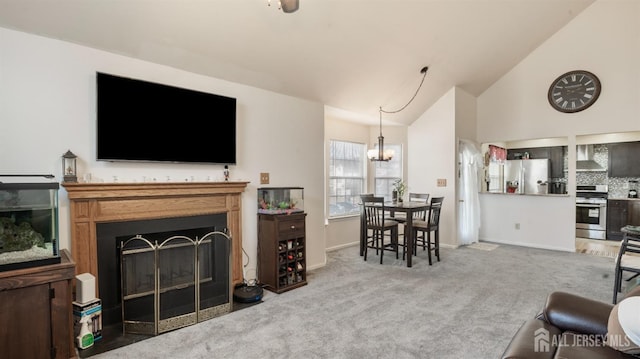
[608,200,630,240]
[257,213,307,293]
[507,147,549,160]
[608,141,640,178]
[631,201,640,229]
[507,146,566,179]
[607,199,640,240]
[0,249,76,359]
[549,146,566,179]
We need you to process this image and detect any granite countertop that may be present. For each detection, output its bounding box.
[608,197,640,201]
[481,191,569,197]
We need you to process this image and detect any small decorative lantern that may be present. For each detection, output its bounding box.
[62,150,78,183]
[223,165,230,182]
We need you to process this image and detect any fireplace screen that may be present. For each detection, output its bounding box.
[120,230,231,335]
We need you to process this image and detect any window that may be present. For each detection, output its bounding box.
[329,140,366,217]
[374,144,402,201]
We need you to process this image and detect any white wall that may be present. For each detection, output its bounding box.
[0,27,326,273]
[479,194,576,251]
[478,0,640,142]
[454,88,478,142]
[476,0,640,249]
[408,88,457,247]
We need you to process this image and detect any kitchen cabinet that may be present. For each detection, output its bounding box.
[549,146,565,179]
[608,141,640,177]
[608,200,629,240]
[507,147,549,160]
[0,249,76,359]
[631,201,640,225]
[507,146,565,179]
[607,199,640,240]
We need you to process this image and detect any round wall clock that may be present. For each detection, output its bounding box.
[548,70,601,113]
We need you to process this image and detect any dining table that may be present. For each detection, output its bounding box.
[360,200,430,268]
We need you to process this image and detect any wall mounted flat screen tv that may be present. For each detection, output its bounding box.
[96,72,237,164]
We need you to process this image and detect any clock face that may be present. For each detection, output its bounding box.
[548,70,601,113]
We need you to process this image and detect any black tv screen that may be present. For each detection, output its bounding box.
[96,72,237,164]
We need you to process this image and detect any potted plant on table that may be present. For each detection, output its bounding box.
[392,179,407,203]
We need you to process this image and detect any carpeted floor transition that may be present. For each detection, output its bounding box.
[577,248,618,258]
[90,242,616,359]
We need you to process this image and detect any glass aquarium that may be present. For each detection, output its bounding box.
[258,187,304,215]
[0,182,60,271]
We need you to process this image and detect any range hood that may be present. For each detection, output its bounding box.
[576,145,605,171]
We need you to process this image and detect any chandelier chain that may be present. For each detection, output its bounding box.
[380,67,429,114]
[369,66,428,161]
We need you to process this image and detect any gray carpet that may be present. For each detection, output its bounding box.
[91,243,615,358]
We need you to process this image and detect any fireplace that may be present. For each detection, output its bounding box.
[61,182,247,352]
[96,214,230,332]
[62,181,247,289]
[63,182,248,330]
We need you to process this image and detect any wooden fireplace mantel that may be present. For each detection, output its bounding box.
[62,181,249,292]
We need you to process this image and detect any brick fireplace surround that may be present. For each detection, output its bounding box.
[62,181,249,298]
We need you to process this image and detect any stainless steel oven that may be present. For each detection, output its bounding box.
[576,185,608,240]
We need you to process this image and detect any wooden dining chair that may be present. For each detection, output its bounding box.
[389,193,429,224]
[409,193,430,203]
[359,193,375,256]
[410,196,444,265]
[363,196,400,264]
[395,193,429,259]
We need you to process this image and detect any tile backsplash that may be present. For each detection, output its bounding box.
[609,177,640,199]
[576,144,640,198]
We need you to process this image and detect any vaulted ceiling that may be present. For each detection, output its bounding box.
[0,0,596,125]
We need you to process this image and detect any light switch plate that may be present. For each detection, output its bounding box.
[260,172,270,184]
[437,178,447,187]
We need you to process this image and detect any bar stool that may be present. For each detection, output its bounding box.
[409,197,444,265]
[388,193,429,223]
[613,226,640,304]
[359,193,375,256]
[363,196,400,264]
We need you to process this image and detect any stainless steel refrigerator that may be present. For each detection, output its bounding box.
[504,159,550,194]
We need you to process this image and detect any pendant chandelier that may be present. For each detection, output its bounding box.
[268,0,299,13]
[367,107,396,161]
[368,66,429,162]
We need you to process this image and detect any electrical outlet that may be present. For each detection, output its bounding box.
[437,178,447,187]
[515,223,520,230]
[260,172,270,184]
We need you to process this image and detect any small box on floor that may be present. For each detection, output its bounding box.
[73,298,102,348]
[75,273,96,304]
